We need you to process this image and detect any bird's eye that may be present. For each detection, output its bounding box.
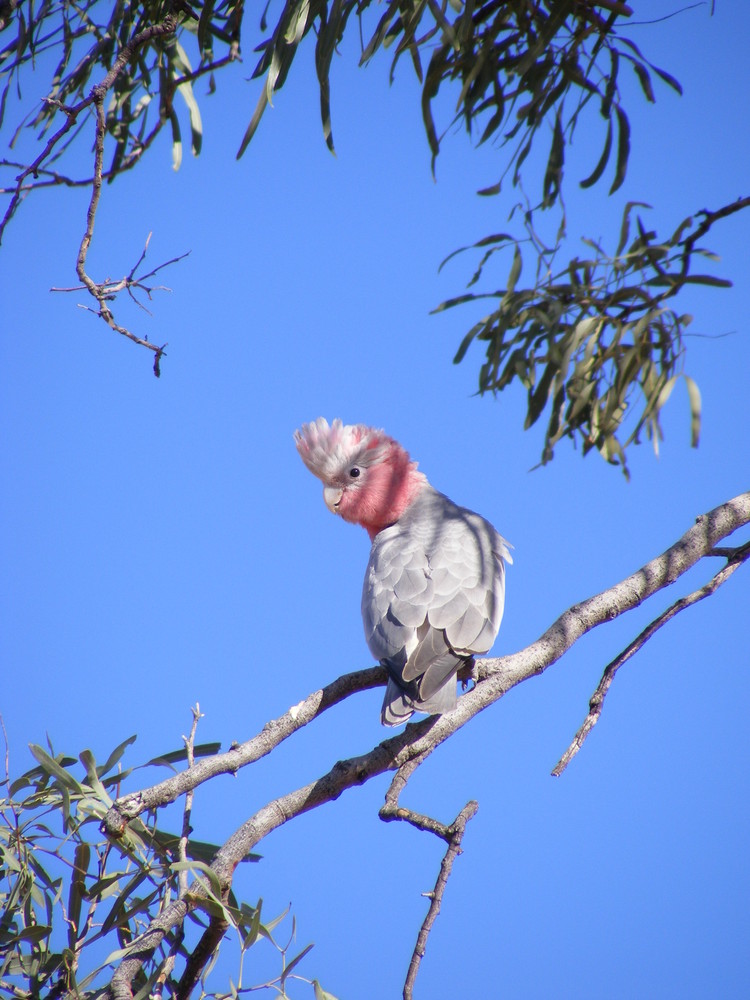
[349,467,361,478]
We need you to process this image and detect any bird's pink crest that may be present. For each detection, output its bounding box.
[294,417,391,483]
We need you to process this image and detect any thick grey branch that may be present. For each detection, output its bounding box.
[101,666,386,837]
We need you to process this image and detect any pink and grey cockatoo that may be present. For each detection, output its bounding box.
[294,417,512,726]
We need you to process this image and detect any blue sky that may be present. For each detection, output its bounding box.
[1,2,749,998]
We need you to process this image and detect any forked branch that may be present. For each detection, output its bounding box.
[402,801,479,1000]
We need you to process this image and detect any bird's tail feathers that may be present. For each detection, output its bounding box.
[381,679,416,727]
[380,673,458,727]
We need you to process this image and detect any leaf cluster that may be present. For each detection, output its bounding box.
[439,200,739,475]
[0,0,242,182]
[0,734,324,999]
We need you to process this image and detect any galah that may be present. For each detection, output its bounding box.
[294,418,512,726]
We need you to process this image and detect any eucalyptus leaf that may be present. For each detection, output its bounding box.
[684,374,702,447]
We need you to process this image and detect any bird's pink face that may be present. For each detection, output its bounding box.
[295,419,426,539]
[328,447,409,528]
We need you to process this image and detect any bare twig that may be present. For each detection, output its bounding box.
[380,758,480,996]
[72,100,172,375]
[403,801,478,1000]
[380,755,454,839]
[0,713,10,789]
[552,537,750,776]
[177,703,204,896]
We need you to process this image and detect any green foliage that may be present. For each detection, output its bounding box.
[0,0,235,181]
[0,1,746,468]
[437,201,736,476]
[247,1,678,205]
[0,734,325,998]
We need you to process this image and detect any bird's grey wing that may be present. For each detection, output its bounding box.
[362,527,432,661]
[419,505,508,657]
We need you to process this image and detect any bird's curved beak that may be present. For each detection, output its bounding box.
[324,486,343,513]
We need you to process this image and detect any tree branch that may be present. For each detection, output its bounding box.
[1,10,180,374]
[104,491,750,997]
[402,801,478,1000]
[0,14,178,245]
[551,538,750,776]
[379,758,481,997]
[101,665,386,837]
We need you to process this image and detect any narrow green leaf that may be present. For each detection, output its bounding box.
[280,942,314,987]
[580,117,612,189]
[669,214,694,245]
[615,201,650,257]
[601,45,619,119]
[28,745,80,790]
[682,274,733,288]
[86,872,123,900]
[98,735,137,778]
[285,0,310,44]
[171,860,223,900]
[177,79,203,156]
[12,924,52,944]
[313,980,341,1000]
[169,109,182,171]
[543,109,565,206]
[319,77,334,152]
[654,374,677,413]
[453,323,482,364]
[197,0,216,55]
[512,132,533,185]
[360,5,399,65]
[237,88,269,160]
[683,375,701,447]
[261,903,291,936]
[242,904,262,950]
[524,362,555,430]
[506,245,522,294]
[609,104,630,194]
[422,46,448,170]
[567,380,597,425]
[67,843,90,947]
[652,63,683,95]
[146,742,221,767]
[478,106,504,146]
[100,869,151,936]
[632,61,654,103]
[9,772,34,797]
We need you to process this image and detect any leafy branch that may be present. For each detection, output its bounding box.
[0,728,325,999]
[440,196,750,475]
